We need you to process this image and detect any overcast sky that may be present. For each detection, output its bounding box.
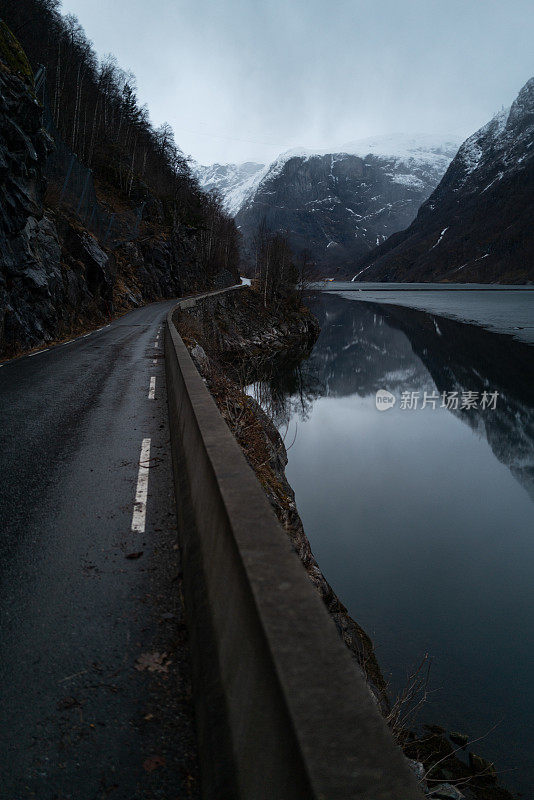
[60,0,534,166]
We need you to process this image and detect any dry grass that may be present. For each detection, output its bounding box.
[174,304,392,712]
[174,301,519,800]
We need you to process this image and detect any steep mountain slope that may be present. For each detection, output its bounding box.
[0,21,238,358]
[196,135,460,275]
[352,78,534,283]
[194,162,265,215]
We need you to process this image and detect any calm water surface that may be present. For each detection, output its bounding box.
[251,293,534,797]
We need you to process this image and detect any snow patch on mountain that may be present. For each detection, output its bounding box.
[455,80,534,190]
[195,133,462,219]
[275,133,460,168]
[456,108,510,182]
[431,227,449,249]
[194,161,265,215]
[349,76,534,283]
[387,173,425,189]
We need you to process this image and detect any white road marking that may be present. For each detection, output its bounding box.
[154,340,160,348]
[29,348,50,357]
[131,438,151,533]
[148,376,156,400]
[83,333,91,338]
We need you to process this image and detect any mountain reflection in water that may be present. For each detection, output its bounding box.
[248,293,534,796]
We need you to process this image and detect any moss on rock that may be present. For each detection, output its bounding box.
[0,20,34,86]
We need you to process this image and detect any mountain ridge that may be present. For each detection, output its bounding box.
[196,133,462,274]
[351,77,534,283]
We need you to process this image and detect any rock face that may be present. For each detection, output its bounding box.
[0,35,61,352]
[353,77,534,283]
[179,286,320,359]
[0,54,126,354]
[196,135,460,275]
[194,161,265,216]
[0,27,236,358]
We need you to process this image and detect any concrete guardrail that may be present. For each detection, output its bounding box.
[165,285,424,800]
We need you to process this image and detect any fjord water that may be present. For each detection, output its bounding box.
[255,293,534,795]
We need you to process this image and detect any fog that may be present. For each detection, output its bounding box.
[60,0,534,165]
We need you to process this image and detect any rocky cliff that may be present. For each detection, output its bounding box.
[352,78,534,283]
[194,161,265,216]
[195,135,460,276]
[0,23,237,359]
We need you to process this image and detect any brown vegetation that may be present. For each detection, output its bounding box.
[1,0,240,278]
[174,288,390,710]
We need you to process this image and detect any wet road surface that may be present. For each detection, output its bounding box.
[0,302,199,799]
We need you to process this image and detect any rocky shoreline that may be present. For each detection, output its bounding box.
[173,286,390,704]
[174,285,518,800]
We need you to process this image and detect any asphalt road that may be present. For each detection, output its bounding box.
[0,302,199,800]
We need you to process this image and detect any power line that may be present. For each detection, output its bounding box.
[171,124,295,149]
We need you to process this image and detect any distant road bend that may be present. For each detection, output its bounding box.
[0,300,200,798]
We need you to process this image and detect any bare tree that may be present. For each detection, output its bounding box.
[1,0,241,274]
[253,220,298,308]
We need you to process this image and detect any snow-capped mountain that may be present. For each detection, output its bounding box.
[194,161,264,216]
[353,77,534,283]
[196,134,461,274]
